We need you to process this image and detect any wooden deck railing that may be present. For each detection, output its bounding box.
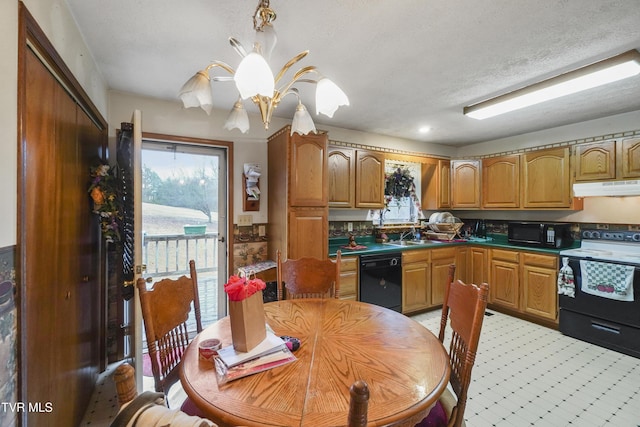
[142,231,219,277]
[142,231,221,329]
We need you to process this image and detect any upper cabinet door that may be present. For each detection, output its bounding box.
[620,137,640,179]
[438,159,451,208]
[289,132,328,207]
[482,155,520,208]
[522,147,571,208]
[355,150,385,208]
[451,160,481,208]
[574,140,616,181]
[328,147,355,208]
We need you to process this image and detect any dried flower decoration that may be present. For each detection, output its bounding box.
[88,164,122,244]
[385,167,416,201]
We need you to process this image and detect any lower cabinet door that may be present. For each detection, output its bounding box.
[522,264,558,320]
[490,259,519,310]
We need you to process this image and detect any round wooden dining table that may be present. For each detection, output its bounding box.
[180,299,450,427]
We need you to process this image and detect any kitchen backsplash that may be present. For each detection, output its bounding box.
[328,220,638,240]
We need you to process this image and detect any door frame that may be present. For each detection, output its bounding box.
[141,132,234,285]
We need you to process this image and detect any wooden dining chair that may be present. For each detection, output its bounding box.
[347,379,369,427]
[276,250,341,300]
[137,259,203,401]
[111,362,214,427]
[419,269,489,427]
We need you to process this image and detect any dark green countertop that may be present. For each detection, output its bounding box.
[328,234,579,257]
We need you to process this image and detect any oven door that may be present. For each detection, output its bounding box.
[559,257,640,328]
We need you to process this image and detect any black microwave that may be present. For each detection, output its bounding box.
[508,222,573,248]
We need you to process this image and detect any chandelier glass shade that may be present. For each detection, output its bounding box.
[179,0,349,135]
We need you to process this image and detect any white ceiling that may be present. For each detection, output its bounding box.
[65,0,640,147]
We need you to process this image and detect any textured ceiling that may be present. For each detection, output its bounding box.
[65,0,640,146]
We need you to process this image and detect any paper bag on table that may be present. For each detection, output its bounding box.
[228,290,267,352]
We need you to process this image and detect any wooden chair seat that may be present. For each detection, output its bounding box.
[276,250,341,300]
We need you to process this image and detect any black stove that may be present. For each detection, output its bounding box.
[558,229,640,358]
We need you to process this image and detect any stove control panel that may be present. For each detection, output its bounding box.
[582,229,640,242]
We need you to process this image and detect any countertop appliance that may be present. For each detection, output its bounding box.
[359,252,402,313]
[508,222,573,248]
[559,229,640,358]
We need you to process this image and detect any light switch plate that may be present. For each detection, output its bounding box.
[238,214,253,226]
[258,225,266,236]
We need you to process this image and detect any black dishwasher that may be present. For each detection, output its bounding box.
[359,252,402,312]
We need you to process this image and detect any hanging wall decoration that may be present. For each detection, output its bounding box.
[88,164,123,244]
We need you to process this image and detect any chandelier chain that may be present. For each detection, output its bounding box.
[253,0,276,32]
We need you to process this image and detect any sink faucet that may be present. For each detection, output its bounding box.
[399,226,417,241]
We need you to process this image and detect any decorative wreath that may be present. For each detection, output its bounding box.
[88,164,122,244]
[384,167,416,201]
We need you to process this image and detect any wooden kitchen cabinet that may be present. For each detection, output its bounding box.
[574,137,640,181]
[455,246,469,284]
[521,253,558,321]
[328,146,355,208]
[469,246,489,286]
[574,140,616,181]
[289,131,328,207]
[268,126,328,261]
[402,249,431,314]
[490,249,520,310]
[337,255,358,300]
[439,160,451,208]
[355,149,385,208]
[487,248,559,324]
[451,160,481,208]
[288,208,329,260]
[522,147,572,208]
[421,157,451,209]
[430,247,457,306]
[619,136,640,178]
[482,155,520,208]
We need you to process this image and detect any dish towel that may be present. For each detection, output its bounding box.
[580,260,635,302]
[557,257,575,297]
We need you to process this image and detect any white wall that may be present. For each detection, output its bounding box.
[0,0,108,247]
[0,1,18,247]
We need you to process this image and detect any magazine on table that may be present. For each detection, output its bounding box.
[214,331,297,384]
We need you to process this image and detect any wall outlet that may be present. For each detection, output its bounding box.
[596,223,609,230]
[238,214,253,226]
[347,222,353,232]
[258,225,266,236]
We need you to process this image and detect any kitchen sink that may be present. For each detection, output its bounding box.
[383,240,444,247]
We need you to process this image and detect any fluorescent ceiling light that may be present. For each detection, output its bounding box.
[464,50,640,120]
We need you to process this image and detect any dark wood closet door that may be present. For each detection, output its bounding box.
[23,46,101,426]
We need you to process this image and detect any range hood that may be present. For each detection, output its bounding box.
[573,180,640,197]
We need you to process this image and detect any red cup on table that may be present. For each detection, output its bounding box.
[198,338,221,361]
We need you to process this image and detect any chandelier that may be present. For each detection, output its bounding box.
[178,0,349,135]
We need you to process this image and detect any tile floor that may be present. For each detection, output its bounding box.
[80,309,640,426]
